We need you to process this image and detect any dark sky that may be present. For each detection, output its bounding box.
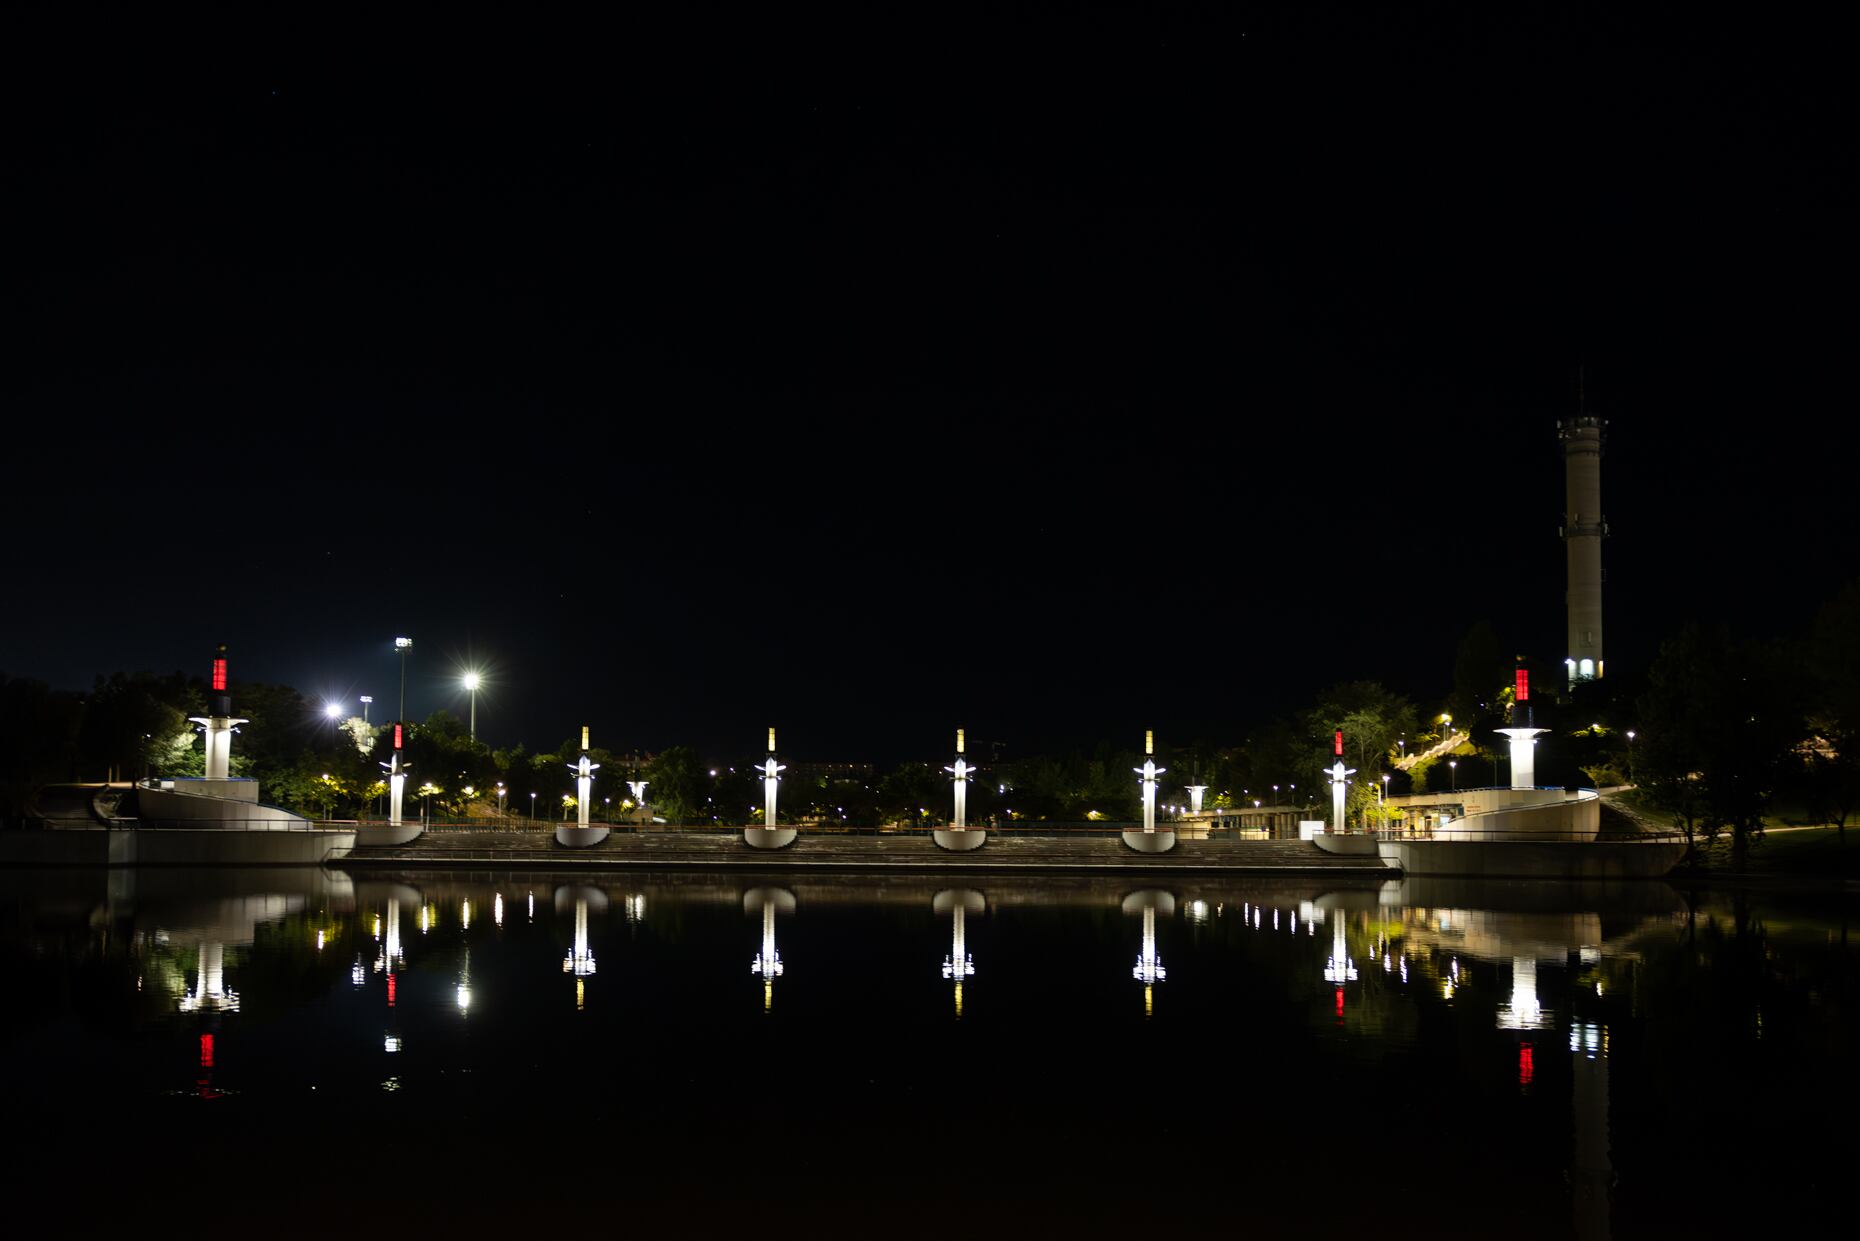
[4,8,1855,761]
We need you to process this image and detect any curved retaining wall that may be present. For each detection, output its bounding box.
[136,786,310,829]
[0,828,355,866]
[1435,788,1601,842]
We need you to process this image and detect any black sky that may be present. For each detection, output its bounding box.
[4,7,1856,761]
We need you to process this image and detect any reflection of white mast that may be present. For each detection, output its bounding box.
[178,941,238,1012]
[943,904,974,1018]
[1570,1021,1612,1240]
[563,899,597,977]
[752,901,783,996]
[1133,906,1165,988]
[1323,913,1357,984]
[1497,958,1549,1030]
[379,898,404,973]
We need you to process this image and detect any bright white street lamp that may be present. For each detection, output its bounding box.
[462,671,482,741]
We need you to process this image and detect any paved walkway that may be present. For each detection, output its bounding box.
[346,829,1395,875]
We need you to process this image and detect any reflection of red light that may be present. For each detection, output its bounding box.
[211,658,227,692]
[200,1033,214,1068]
[1515,668,1529,702]
[1334,986,1345,1018]
[1334,729,1343,757]
[1519,1043,1534,1086]
[393,724,403,750]
[387,974,397,1007]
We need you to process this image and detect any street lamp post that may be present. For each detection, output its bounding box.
[529,791,537,825]
[462,672,481,742]
[395,637,413,724]
[1449,759,1458,792]
[497,783,507,820]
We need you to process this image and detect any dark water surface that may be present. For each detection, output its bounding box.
[1,867,1852,1237]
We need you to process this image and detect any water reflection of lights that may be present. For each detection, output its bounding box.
[494,892,504,927]
[527,891,534,923]
[1496,958,1550,1031]
[316,929,325,952]
[178,942,239,1013]
[624,893,647,924]
[461,899,471,930]
[563,900,597,979]
[1133,905,1165,996]
[377,899,404,975]
[420,904,430,934]
[1570,1022,1607,1058]
[384,1035,402,1053]
[1323,917,1357,985]
[350,956,366,987]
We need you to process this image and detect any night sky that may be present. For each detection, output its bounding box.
[5,9,1855,761]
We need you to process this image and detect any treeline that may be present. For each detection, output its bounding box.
[6,577,1859,844]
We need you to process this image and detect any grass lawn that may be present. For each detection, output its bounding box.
[1682,824,1860,877]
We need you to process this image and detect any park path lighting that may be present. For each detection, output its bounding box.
[462,671,482,741]
[1449,759,1458,791]
[529,791,537,824]
[496,783,507,818]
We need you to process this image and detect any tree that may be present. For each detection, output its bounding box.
[1447,620,1508,736]
[644,745,709,823]
[1806,579,1860,847]
[1638,625,1805,867]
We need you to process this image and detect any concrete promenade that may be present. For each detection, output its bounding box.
[343,829,1396,875]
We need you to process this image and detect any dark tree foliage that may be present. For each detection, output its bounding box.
[1637,625,1805,867]
[1806,579,1860,846]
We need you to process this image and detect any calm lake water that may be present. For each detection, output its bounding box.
[1,866,1851,1237]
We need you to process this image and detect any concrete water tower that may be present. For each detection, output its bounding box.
[1558,412,1608,689]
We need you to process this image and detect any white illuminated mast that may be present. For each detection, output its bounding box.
[567,726,600,830]
[945,728,974,829]
[1186,763,1208,816]
[188,646,249,783]
[1122,731,1177,853]
[744,729,796,849]
[556,728,611,847]
[382,723,410,828]
[1136,730,1167,833]
[761,726,784,826]
[1325,729,1356,834]
[1496,664,1550,790]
